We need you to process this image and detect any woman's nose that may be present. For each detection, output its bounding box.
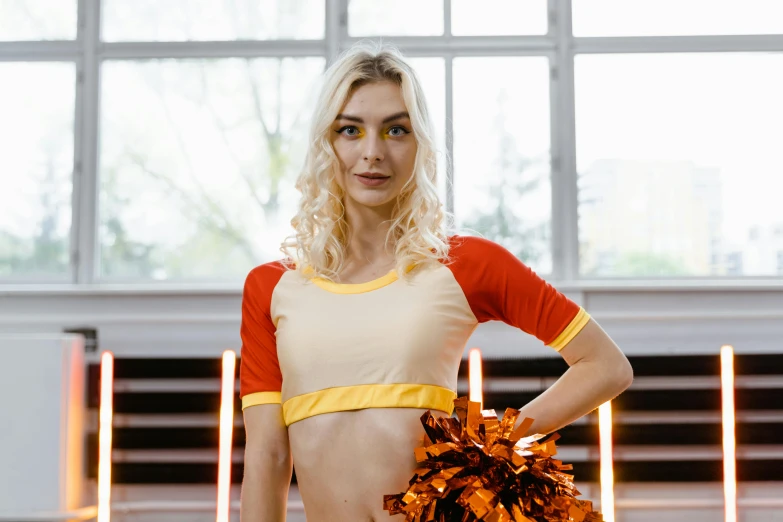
[363,133,385,163]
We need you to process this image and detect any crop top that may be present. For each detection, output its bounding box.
[239,235,590,427]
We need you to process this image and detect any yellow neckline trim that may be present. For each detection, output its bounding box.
[304,264,415,294]
[312,268,399,294]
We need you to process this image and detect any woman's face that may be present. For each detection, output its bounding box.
[330,81,417,212]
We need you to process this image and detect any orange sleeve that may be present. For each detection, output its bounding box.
[447,236,590,351]
[239,261,287,409]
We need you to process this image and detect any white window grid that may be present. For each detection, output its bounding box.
[2,0,783,286]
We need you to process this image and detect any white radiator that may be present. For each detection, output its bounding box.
[0,334,86,518]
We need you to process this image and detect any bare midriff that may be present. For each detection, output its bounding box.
[287,406,450,522]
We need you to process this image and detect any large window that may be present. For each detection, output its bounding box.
[572,0,783,37]
[2,0,781,283]
[0,0,78,41]
[0,63,75,279]
[406,58,447,205]
[453,57,552,272]
[451,0,547,36]
[99,58,324,280]
[101,0,325,41]
[348,0,444,37]
[576,53,783,277]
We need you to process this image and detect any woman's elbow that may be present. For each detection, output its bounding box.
[616,354,634,392]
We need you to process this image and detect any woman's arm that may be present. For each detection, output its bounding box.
[444,236,632,433]
[241,404,293,522]
[512,318,633,435]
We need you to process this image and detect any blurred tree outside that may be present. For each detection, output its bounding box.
[100,163,157,277]
[100,55,300,279]
[0,54,302,280]
[0,118,70,277]
[97,0,312,280]
[461,93,548,267]
[612,251,689,277]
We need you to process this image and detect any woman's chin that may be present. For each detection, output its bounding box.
[346,191,399,210]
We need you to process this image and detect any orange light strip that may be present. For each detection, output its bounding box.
[468,348,483,409]
[721,344,737,522]
[598,401,615,522]
[97,351,114,522]
[216,350,237,522]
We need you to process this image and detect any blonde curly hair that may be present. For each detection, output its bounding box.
[280,41,452,282]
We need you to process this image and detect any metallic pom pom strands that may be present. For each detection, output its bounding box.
[383,397,603,522]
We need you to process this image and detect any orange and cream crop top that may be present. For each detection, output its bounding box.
[239,235,590,427]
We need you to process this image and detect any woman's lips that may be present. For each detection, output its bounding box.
[355,174,390,186]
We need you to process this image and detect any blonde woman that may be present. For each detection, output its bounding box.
[239,42,633,522]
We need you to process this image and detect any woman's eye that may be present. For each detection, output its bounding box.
[338,125,360,136]
[388,126,410,137]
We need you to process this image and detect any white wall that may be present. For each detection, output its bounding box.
[1,283,781,359]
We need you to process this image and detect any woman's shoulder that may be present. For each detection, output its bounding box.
[443,234,533,281]
[245,258,297,289]
[446,234,512,260]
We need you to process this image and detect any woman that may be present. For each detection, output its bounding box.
[239,42,633,522]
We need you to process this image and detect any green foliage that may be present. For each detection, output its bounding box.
[460,97,547,266]
[613,251,689,277]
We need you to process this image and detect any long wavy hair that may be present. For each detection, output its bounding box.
[280,41,452,282]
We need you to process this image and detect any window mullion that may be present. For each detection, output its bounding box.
[328,0,348,61]
[445,54,454,226]
[74,0,101,283]
[550,0,579,282]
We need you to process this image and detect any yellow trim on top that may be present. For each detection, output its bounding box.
[311,269,399,294]
[305,264,416,294]
[548,307,591,351]
[282,383,456,426]
[241,391,282,410]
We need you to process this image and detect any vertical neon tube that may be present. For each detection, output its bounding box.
[217,350,237,522]
[721,345,737,522]
[468,348,483,409]
[97,351,114,522]
[598,401,615,522]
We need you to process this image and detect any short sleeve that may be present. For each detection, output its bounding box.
[239,262,287,409]
[447,236,590,351]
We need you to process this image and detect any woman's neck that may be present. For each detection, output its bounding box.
[343,204,396,266]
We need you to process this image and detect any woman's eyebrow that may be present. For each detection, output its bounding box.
[334,111,410,124]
